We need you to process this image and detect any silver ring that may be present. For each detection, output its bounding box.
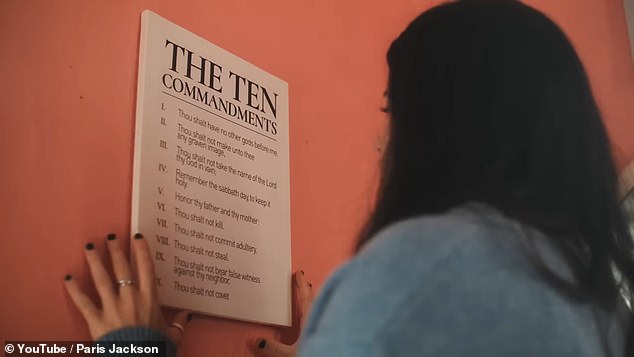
[171,322,185,335]
[117,279,134,287]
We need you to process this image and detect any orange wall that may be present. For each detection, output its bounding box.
[0,0,632,355]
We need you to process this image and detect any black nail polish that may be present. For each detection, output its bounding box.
[258,339,266,349]
[187,313,193,321]
[107,234,116,241]
[64,274,72,281]
[134,233,143,240]
[85,243,94,250]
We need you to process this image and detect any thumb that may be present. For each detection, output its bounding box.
[165,310,193,346]
[251,338,296,357]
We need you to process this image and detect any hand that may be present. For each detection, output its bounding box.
[251,270,315,357]
[63,233,190,345]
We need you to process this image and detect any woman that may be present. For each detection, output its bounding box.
[64,0,634,355]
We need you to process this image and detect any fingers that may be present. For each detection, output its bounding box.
[165,311,192,347]
[63,275,99,329]
[130,233,158,302]
[84,242,117,310]
[294,270,314,326]
[251,338,295,357]
[66,234,168,342]
[105,234,134,302]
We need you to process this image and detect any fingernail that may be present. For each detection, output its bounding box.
[187,313,193,321]
[64,274,72,281]
[134,233,143,240]
[107,233,116,241]
[258,339,266,349]
[85,243,94,250]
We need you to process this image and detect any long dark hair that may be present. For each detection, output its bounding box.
[358,0,634,353]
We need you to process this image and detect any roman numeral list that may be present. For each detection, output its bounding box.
[154,102,169,280]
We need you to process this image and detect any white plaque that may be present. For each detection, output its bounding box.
[132,10,291,326]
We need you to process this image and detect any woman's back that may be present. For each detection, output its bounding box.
[299,203,627,356]
[353,0,634,353]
